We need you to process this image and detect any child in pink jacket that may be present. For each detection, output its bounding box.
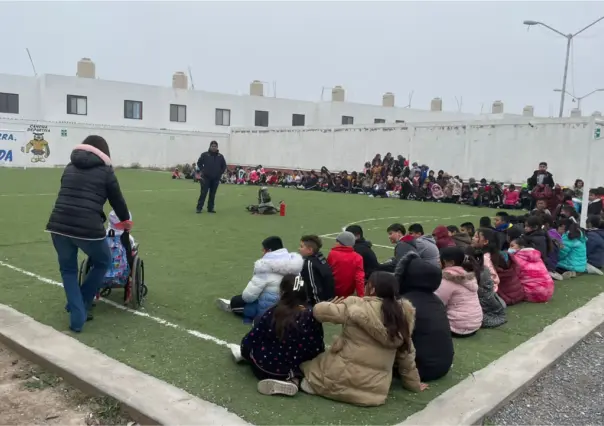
[509,237,554,303]
[435,247,483,337]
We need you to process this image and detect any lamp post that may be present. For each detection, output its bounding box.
[553,88,604,111]
[523,17,604,117]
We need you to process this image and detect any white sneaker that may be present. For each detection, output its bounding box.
[216,298,232,312]
[228,343,244,363]
[586,264,604,275]
[257,379,298,396]
[300,378,315,394]
[562,271,576,280]
[549,271,564,281]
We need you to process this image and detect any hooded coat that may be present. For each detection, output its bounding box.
[435,267,482,335]
[524,229,553,270]
[413,235,440,267]
[395,252,454,381]
[512,248,554,303]
[432,226,456,249]
[586,228,604,268]
[46,144,130,240]
[197,142,227,180]
[452,233,472,250]
[241,249,304,319]
[495,254,525,306]
[301,297,421,406]
[558,232,587,273]
[352,238,380,279]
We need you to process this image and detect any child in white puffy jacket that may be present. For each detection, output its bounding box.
[216,236,304,323]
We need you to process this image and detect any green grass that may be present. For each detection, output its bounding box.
[0,168,602,425]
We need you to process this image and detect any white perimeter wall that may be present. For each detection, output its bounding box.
[0,73,493,133]
[227,118,604,186]
[0,118,227,168]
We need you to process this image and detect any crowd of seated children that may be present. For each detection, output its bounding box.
[216,156,604,223]
[221,205,603,404]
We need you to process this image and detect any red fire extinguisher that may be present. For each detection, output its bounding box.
[279,201,286,217]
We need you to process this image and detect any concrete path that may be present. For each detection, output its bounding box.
[0,304,249,426]
[487,325,604,425]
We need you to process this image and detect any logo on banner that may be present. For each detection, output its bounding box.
[21,125,50,163]
[0,132,20,162]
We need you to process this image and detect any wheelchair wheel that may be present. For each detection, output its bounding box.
[78,258,91,286]
[129,256,145,309]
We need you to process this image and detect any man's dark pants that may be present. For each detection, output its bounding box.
[197,177,220,212]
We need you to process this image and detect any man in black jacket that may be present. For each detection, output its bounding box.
[298,235,335,305]
[379,223,417,272]
[196,140,227,213]
[527,161,555,190]
[345,225,380,280]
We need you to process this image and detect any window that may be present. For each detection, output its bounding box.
[215,108,231,126]
[170,104,187,122]
[342,115,354,125]
[292,114,305,126]
[395,120,406,124]
[255,110,269,127]
[0,92,19,114]
[124,100,143,120]
[374,118,386,124]
[67,95,87,115]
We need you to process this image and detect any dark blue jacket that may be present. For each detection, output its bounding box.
[197,148,226,180]
[586,228,604,268]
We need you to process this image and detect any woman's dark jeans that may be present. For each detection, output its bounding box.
[51,233,111,331]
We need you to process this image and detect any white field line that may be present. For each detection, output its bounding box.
[322,214,480,249]
[0,261,233,348]
[0,188,199,197]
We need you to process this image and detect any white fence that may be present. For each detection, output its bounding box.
[227,118,604,186]
[0,118,228,169]
[1,117,603,187]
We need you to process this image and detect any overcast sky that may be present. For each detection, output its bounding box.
[2,1,603,116]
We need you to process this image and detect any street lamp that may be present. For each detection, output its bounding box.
[523,17,604,117]
[553,88,604,111]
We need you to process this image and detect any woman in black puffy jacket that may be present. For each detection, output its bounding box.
[46,135,131,332]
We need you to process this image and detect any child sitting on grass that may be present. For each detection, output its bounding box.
[298,235,335,305]
[300,272,425,405]
[509,237,554,303]
[586,215,604,274]
[327,232,365,297]
[556,218,587,278]
[216,236,304,323]
[231,274,325,397]
[466,247,507,328]
[435,247,482,337]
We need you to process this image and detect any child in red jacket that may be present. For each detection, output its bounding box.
[327,231,365,297]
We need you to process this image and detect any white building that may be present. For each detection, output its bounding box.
[0,58,527,134]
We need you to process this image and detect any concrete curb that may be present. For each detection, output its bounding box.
[398,292,604,426]
[0,304,250,426]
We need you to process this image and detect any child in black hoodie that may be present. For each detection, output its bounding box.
[394,252,454,382]
[298,235,335,305]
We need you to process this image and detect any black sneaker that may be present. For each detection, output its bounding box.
[196,209,203,214]
[208,210,216,214]
[87,313,94,321]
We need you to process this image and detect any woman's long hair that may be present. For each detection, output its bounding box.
[464,247,485,283]
[369,271,411,351]
[272,274,307,340]
[476,228,504,268]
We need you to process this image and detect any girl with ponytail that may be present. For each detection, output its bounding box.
[299,271,426,406]
[234,274,325,397]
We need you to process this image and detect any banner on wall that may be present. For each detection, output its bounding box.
[0,130,26,164]
[0,124,52,166]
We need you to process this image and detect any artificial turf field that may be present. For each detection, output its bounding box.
[1,167,603,425]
